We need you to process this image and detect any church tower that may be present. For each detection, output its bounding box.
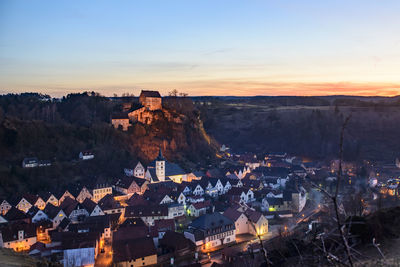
[156,148,165,181]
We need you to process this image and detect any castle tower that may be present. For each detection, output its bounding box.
[156,148,165,181]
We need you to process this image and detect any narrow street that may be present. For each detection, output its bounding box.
[95,240,112,267]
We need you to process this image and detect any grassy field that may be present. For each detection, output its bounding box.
[0,248,54,267]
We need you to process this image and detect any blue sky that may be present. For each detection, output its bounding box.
[1,0,400,96]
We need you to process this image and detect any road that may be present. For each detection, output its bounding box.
[95,239,112,267]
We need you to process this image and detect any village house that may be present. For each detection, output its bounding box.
[58,190,76,205]
[4,207,31,224]
[97,194,124,215]
[167,203,185,219]
[60,197,89,222]
[79,151,94,161]
[0,199,12,215]
[184,212,236,252]
[0,214,7,224]
[92,184,113,203]
[0,223,37,252]
[44,203,67,228]
[114,176,149,196]
[111,113,131,131]
[226,187,255,203]
[223,207,249,235]
[15,195,34,213]
[51,232,99,267]
[187,200,211,217]
[22,157,39,168]
[245,209,269,236]
[82,198,105,216]
[27,206,48,223]
[134,161,146,178]
[124,205,169,226]
[158,231,196,264]
[75,186,93,203]
[41,192,59,207]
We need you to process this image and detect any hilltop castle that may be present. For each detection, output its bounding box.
[111,90,163,129]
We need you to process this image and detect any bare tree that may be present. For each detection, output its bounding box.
[309,114,354,266]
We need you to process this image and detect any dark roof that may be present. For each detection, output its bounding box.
[111,112,129,119]
[120,218,146,228]
[22,193,40,205]
[113,237,156,263]
[116,176,147,189]
[58,217,71,230]
[244,209,263,223]
[140,90,161,98]
[190,213,234,232]
[125,205,168,217]
[98,194,121,211]
[55,232,99,250]
[127,194,149,206]
[81,198,98,214]
[44,203,62,218]
[223,207,243,222]
[0,223,36,242]
[152,219,175,233]
[113,225,149,242]
[159,230,195,252]
[191,200,211,210]
[59,197,81,216]
[165,162,186,176]
[4,207,30,222]
[68,217,109,234]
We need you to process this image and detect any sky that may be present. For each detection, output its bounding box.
[1,0,400,97]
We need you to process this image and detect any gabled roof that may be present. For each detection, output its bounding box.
[4,207,30,221]
[113,237,156,263]
[98,194,121,211]
[191,200,211,210]
[151,219,175,233]
[140,90,161,98]
[159,230,195,251]
[244,209,263,223]
[127,194,149,206]
[58,217,71,230]
[223,207,243,222]
[39,192,57,202]
[0,223,36,242]
[82,198,98,214]
[26,206,42,217]
[226,187,249,196]
[113,225,149,242]
[59,197,82,216]
[190,213,234,231]
[22,193,40,205]
[44,203,62,218]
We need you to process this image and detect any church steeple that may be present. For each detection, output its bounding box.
[155,147,165,181]
[156,147,165,161]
